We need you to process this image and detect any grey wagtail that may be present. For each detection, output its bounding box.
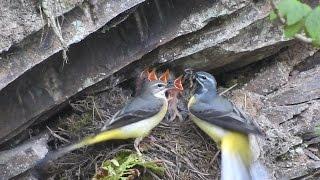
[138,68,184,122]
[33,80,174,176]
[188,71,264,180]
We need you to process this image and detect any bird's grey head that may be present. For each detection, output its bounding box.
[194,71,217,95]
[143,80,170,99]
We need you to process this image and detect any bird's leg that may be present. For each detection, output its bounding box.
[134,137,143,156]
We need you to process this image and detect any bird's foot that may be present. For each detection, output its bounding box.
[134,137,143,156]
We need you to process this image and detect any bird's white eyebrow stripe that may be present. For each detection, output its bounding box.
[207,76,216,85]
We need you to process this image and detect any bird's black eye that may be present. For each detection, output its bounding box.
[201,75,207,80]
[157,84,164,88]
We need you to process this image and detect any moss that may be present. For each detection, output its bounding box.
[68,112,93,134]
[93,150,165,180]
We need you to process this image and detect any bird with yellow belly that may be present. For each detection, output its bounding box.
[187,71,266,180]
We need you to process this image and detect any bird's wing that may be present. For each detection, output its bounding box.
[104,95,164,130]
[190,96,261,134]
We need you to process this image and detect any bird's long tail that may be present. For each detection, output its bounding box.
[32,129,123,177]
[221,132,268,180]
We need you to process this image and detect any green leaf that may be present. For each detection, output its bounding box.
[94,151,165,179]
[107,166,116,176]
[305,6,320,46]
[277,0,312,25]
[141,162,165,175]
[110,159,120,167]
[284,20,304,38]
[269,11,278,21]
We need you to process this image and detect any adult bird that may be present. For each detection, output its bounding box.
[188,71,264,180]
[136,68,184,122]
[33,80,174,177]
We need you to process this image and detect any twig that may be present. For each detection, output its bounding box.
[147,169,162,180]
[47,126,70,143]
[244,93,247,110]
[209,150,221,166]
[77,165,81,180]
[92,97,103,121]
[270,0,312,44]
[294,34,313,43]
[219,83,238,96]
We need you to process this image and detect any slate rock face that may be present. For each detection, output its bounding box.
[0,133,49,179]
[269,68,320,105]
[0,0,84,54]
[0,0,289,144]
[0,0,146,143]
[229,44,320,179]
[1,0,320,179]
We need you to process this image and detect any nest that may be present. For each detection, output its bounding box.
[44,82,220,179]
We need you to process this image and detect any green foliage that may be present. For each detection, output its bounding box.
[305,6,320,46]
[269,11,278,21]
[270,0,320,47]
[93,151,165,180]
[284,21,304,38]
[277,0,311,25]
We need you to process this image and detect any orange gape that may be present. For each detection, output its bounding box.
[136,68,159,96]
[136,68,160,94]
[159,69,170,83]
[160,70,184,122]
[138,68,158,82]
[138,68,184,121]
[147,68,158,81]
[139,68,183,90]
[173,75,183,91]
[159,69,183,91]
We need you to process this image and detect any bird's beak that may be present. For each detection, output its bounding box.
[148,68,158,81]
[159,69,170,83]
[174,75,183,91]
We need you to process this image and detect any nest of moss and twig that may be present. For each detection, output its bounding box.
[42,81,221,180]
[37,61,267,180]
